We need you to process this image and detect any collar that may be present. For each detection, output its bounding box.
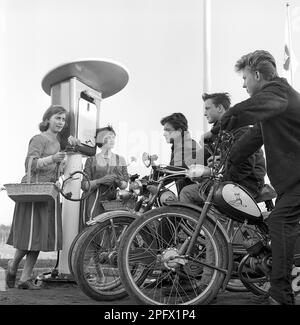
[172,131,192,149]
[213,121,219,128]
[98,150,113,160]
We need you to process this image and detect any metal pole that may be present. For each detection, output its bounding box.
[203,0,212,134]
[285,2,293,86]
[203,0,212,94]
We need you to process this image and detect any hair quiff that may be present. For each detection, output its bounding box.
[235,50,278,81]
[202,92,231,111]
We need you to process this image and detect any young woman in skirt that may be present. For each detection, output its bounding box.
[6,105,67,289]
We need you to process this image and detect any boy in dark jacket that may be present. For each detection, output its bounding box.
[160,113,203,194]
[221,50,300,305]
[180,92,266,204]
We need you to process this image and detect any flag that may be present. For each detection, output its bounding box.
[283,45,290,72]
[283,3,299,85]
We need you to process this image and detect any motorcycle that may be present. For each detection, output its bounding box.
[117,130,300,305]
[69,153,184,301]
[203,140,275,294]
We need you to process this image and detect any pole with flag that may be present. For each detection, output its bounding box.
[283,2,298,86]
[202,0,211,135]
[283,2,293,85]
[203,0,211,94]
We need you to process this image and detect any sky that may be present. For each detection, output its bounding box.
[0,0,300,225]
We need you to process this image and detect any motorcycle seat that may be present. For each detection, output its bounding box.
[255,184,277,203]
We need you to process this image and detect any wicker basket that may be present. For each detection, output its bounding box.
[4,182,59,203]
[102,197,137,211]
[4,156,59,203]
[101,200,128,211]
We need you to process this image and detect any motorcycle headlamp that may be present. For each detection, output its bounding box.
[142,152,151,168]
[142,152,158,168]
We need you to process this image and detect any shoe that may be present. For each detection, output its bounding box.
[17,278,42,290]
[250,294,270,305]
[6,260,17,288]
[268,296,282,305]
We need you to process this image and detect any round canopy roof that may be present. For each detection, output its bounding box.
[41,59,129,98]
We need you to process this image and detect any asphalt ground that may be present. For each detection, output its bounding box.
[1,281,299,325]
[1,280,299,305]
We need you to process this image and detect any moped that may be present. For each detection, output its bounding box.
[68,153,183,301]
[117,130,300,305]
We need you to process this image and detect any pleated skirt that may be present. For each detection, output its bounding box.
[7,198,62,252]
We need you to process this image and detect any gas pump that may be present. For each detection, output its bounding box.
[41,59,129,280]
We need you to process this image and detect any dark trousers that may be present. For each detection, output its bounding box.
[268,183,300,305]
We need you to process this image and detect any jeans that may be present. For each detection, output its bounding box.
[268,182,300,305]
[179,184,203,205]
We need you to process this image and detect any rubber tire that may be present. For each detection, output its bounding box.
[226,249,248,292]
[238,254,270,296]
[68,226,95,282]
[118,206,229,305]
[224,221,249,293]
[73,216,135,301]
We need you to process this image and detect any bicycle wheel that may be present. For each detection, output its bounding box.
[73,215,137,301]
[225,221,256,293]
[68,226,95,281]
[118,206,228,305]
[226,245,248,292]
[238,253,271,296]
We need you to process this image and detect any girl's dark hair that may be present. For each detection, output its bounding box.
[39,105,68,132]
[160,113,188,132]
[96,125,116,148]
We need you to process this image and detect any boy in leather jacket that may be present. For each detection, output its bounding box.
[220,50,300,305]
[180,92,266,205]
[160,112,204,194]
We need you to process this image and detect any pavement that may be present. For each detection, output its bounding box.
[1,280,299,306]
[1,267,299,306]
[0,282,259,305]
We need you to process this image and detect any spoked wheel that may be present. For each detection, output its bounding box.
[237,253,271,295]
[226,245,248,292]
[73,215,137,301]
[239,255,300,297]
[225,221,259,293]
[68,226,95,282]
[118,206,228,305]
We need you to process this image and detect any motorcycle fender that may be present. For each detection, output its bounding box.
[86,210,136,226]
[165,201,233,288]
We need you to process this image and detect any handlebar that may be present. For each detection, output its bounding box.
[159,168,188,176]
